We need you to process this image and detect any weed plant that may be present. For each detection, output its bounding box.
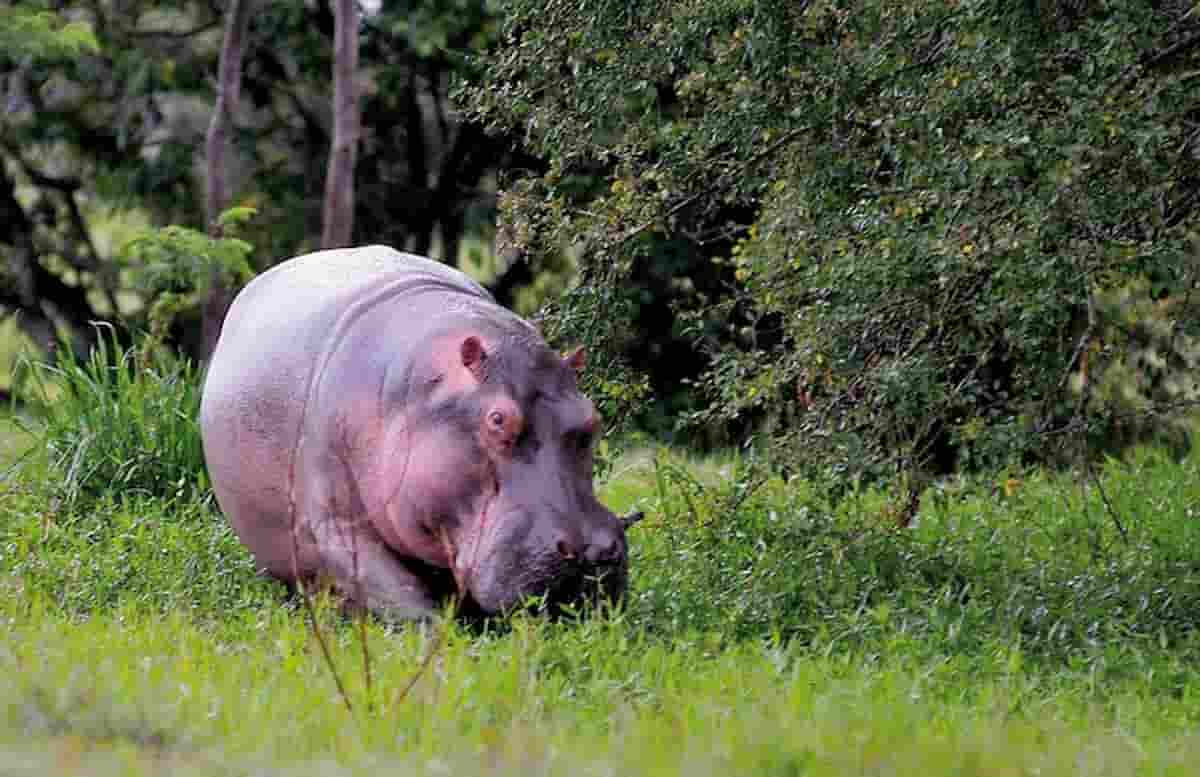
[618,449,1200,667]
[15,329,208,510]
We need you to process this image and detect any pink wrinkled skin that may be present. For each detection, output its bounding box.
[200,246,627,622]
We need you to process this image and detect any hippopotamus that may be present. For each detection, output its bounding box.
[200,245,635,621]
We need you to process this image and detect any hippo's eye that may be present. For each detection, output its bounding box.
[488,410,505,428]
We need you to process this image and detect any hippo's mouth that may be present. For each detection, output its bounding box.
[436,511,635,617]
[525,560,627,618]
[454,545,624,617]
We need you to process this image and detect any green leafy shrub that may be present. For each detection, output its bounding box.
[119,207,258,348]
[0,5,98,61]
[466,0,1200,483]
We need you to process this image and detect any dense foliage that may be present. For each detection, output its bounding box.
[0,0,517,361]
[466,0,1200,481]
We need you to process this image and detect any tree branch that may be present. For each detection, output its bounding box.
[404,66,432,254]
[0,140,83,194]
[129,20,220,40]
[1143,29,1200,69]
[205,0,254,230]
[202,0,254,362]
[608,126,809,251]
[320,0,360,248]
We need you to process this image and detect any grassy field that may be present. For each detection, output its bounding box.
[4,345,1200,775]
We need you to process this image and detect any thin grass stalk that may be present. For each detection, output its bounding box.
[392,600,452,710]
[296,577,355,718]
[331,439,374,713]
[287,443,356,719]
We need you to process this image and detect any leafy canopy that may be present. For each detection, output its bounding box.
[0,6,99,62]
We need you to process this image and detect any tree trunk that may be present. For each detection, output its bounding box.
[201,0,253,362]
[321,0,359,249]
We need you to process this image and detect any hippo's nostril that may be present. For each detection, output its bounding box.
[556,537,578,561]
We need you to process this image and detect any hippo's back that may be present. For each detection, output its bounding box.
[200,245,490,578]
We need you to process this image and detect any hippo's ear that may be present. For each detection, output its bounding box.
[461,335,488,381]
[564,346,586,373]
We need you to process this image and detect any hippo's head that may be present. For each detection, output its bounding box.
[429,326,629,616]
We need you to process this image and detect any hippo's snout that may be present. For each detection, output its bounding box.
[550,511,629,612]
[465,505,629,615]
[551,515,626,568]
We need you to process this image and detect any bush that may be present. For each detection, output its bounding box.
[466,0,1200,483]
[1079,278,1200,459]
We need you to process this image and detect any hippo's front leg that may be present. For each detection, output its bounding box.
[307,517,440,623]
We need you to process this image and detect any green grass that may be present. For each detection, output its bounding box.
[0,414,31,472]
[4,343,1200,775]
[4,594,1200,776]
[16,331,207,510]
[0,315,29,395]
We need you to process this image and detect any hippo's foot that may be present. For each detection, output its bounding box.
[311,524,442,625]
[332,566,443,625]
